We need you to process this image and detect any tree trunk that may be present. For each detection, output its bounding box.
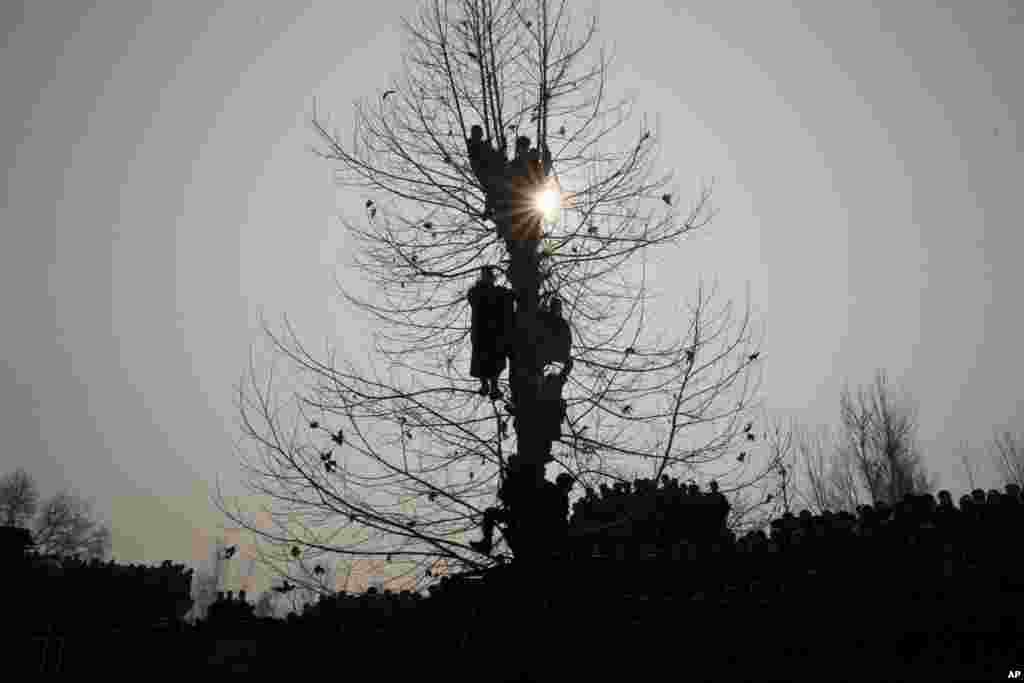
[490,175,561,560]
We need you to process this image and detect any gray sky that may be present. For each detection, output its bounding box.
[2,1,1021,588]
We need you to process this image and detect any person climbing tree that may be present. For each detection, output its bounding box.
[467,124,490,185]
[470,453,540,557]
[502,136,549,241]
[467,124,504,219]
[537,297,571,370]
[535,364,570,464]
[468,266,515,400]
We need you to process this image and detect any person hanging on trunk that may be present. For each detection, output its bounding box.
[537,297,572,372]
[501,136,545,241]
[470,454,540,556]
[536,362,571,464]
[468,266,515,400]
[467,124,506,220]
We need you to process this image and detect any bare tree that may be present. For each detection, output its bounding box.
[763,415,798,516]
[31,489,111,560]
[794,423,860,514]
[0,467,40,527]
[838,370,933,506]
[957,440,980,492]
[253,589,280,619]
[219,0,763,588]
[722,413,800,533]
[187,536,230,622]
[1,468,111,560]
[991,430,1024,489]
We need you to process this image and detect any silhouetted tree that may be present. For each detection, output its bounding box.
[957,439,980,491]
[219,0,762,587]
[792,422,860,514]
[31,490,112,560]
[188,536,230,622]
[253,588,279,619]
[761,415,798,517]
[1,469,111,560]
[838,370,933,505]
[0,467,39,527]
[716,413,797,534]
[991,430,1024,489]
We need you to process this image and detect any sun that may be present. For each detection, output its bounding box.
[535,179,562,223]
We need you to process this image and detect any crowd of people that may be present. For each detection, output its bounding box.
[567,476,731,557]
[10,481,1024,677]
[9,544,195,631]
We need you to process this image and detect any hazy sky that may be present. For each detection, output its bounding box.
[2,1,1021,590]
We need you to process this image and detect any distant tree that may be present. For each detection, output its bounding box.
[793,423,861,514]
[0,468,111,560]
[31,490,112,559]
[0,467,40,527]
[187,536,230,622]
[253,589,279,619]
[991,430,1024,489]
[956,440,980,491]
[838,370,933,505]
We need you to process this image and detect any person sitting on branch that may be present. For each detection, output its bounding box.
[467,266,515,400]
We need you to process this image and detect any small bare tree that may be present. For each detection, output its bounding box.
[838,370,933,506]
[187,536,230,622]
[991,430,1024,489]
[253,589,279,619]
[957,440,980,492]
[795,424,860,513]
[0,467,40,527]
[31,489,111,560]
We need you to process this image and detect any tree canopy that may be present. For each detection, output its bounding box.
[219,0,764,590]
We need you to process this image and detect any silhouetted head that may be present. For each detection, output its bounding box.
[709,480,719,494]
[470,125,484,140]
[987,489,1001,504]
[959,494,972,509]
[1005,483,1021,499]
[480,266,495,285]
[556,473,574,491]
[972,489,986,504]
[516,135,531,150]
[549,297,563,317]
[938,490,952,506]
